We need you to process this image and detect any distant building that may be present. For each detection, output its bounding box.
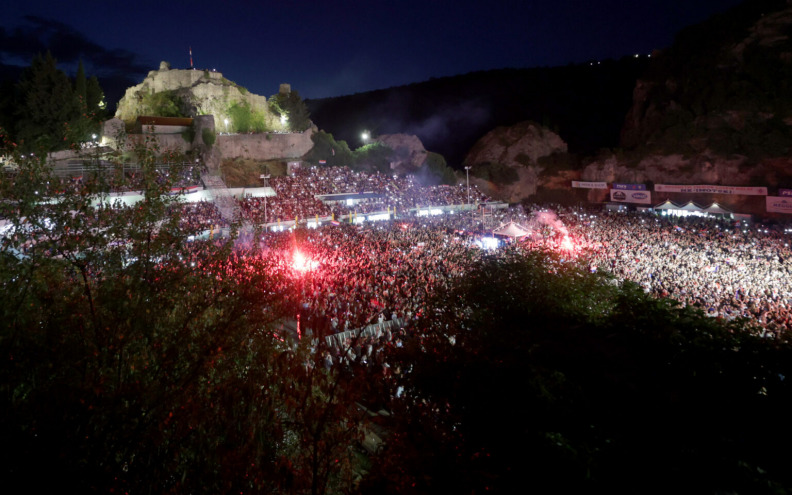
[135,116,194,134]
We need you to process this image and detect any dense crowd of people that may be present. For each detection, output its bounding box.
[237,166,489,224]
[61,161,203,193]
[6,162,792,344]
[226,203,792,343]
[556,208,792,336]
[169,200,225,232]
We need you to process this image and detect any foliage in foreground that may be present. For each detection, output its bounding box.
[0,135,367,494]
[366,250,792,494]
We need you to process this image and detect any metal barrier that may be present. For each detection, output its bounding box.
[319,318,406,348]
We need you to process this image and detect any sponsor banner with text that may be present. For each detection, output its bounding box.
[610,189,652,205]
[767,196,792,214]
[655,184,767,195]
[779,188,792,197]
[612,183,647,190]
[572,181,608,189]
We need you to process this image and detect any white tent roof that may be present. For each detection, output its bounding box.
[678,201,705,212]
[493,221,532,238]
[703,202,732,214]
[654,200,680,210]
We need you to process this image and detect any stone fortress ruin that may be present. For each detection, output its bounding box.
[101,61,314,168]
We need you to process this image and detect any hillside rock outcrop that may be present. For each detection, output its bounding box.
[463,121,568,202]
[374,133,428,172]
[620,1,792,157]
[577,152,792,212]
[114,63,281,132]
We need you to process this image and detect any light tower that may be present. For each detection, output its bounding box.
[464,166,472,205]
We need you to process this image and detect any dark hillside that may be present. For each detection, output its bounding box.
[621,0,792,158]
[307,57,648,168]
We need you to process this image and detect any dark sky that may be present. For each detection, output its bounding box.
[2,0,744,101]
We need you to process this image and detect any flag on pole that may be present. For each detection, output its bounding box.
[189,46,193,69]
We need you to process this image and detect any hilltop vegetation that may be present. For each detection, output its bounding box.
[0,52,106,152]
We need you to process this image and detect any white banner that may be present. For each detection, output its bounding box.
[655,184,767,196]
[572,181,607,189]
[610,189,652,204]
[767,196,792,214]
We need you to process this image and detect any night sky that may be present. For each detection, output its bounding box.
[2,0,743,102]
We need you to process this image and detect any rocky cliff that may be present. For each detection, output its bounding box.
[374,133,428,172]
[114,61,281,132]
[621,0,792,158]
[462,121,568,202]
[465,0,792,213]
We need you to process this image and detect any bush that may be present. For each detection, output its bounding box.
[227,101,269,133]
[269,90,311,132]
[140,90,183,117]
[415,152,457,186]
[303,131,353,167]
[537,152,580,177]
[473,161,519,185]
[181,126,196,143]
[351,142,392,173]
[202,128,216,147]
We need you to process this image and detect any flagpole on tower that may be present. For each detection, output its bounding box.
[189,46,194,69]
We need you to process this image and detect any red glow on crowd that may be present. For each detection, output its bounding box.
[560,235,575,252]
[292,250,318,272]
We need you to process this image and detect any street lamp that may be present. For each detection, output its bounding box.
[361,130,370,143]
[464,166,472,205]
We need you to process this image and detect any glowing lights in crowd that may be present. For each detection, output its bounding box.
[475,237,500,250]
[291,250,318,272]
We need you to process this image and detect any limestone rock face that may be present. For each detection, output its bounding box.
[576,152,792,212]
[620,2,792,154]
[463,121,567,202]
[465,121,567,166]
[374,134,428,172]
[581,154,748,186]
[114,66,277,131]
[101,118,125,147]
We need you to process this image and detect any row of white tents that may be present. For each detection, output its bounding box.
[491,201,737,240]
[652,200,734,217]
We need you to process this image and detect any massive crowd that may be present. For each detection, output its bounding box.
[231,201,792,341]
[6,164,792,346]
[237,166,489,224]
[557,208,792,336]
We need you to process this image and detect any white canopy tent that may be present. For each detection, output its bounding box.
[653,200,680,211]
[702,202,733,216]
[677,201,706,212]
[493,221,532,239]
